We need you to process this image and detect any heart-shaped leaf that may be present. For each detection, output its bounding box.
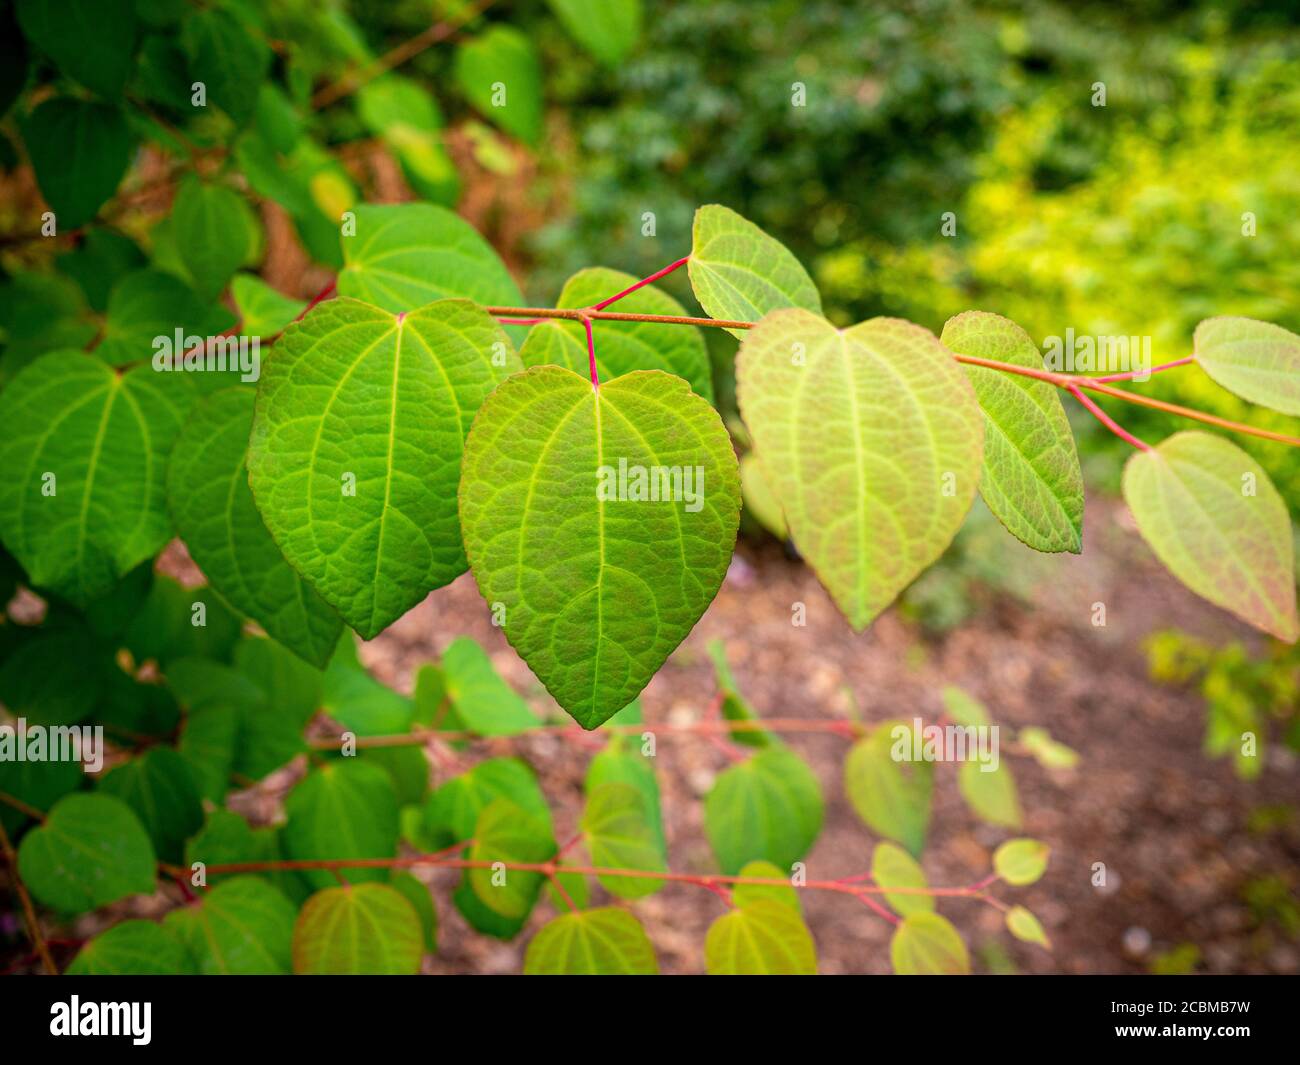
[248,297,520,638]
[580,781,666,898]
[169,388,343,667]
[282,762,400,892]
[468,799,556,919]
[17,793,156,914]
[871,841,934,917]
[993,838,1051,886]
[844,719,933,856]
[736,310,984,630]
[546,0,642,66]
[459,365,740,728]
[688,205,821,336]
[16,0,137,98]
[453,27,543,146]
[891,912,970,975]
[0,352,193,606]
[519,267,713,401]
[704,746,823,875]
[162,877,296,975]
[1194,316,1300,416]
[66,920,196,975]
[525,907,658,975]
[941,311,1083,553]
[19,98,131,229]
[704,899,817,975]
[1122,431,1297,642]
[292,883,424,975]
[337,204,524,314]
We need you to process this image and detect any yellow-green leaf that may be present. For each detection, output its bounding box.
[1194,316,1300,416]
[524,907,658,974]
[704,899,816,975]
[993,838,1050,885]
[871,841,934,917]
[890,911,970,974]
[1005,905,1051,949]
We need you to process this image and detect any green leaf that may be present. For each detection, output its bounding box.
[844,720,933,856]
[57,227,145,313]
[585,729,664,849]
[283,761,400,891]
[459,366,741,728]
[958,759,1022,829]
[453,26,543,146]
[162,876,296,974]
[941,311,1084,553]
[0,756,83,834]
[519,267,714,401]
[740,452,787,540]
[0,354,192,605]
[580,781,666,898]
[20,98,131,230]
[546,0,642,66]
[1122,431,1298,642]
[688,205,822,337]
[17,793,155,914]
[16,0,137,97]
[185,809,308,903]
[231,274,306,339]
[736,311,984,630]
[248,297,520,639]
[292,884,424,974]
[871,841,934,917]
[704,899,817,975]
[337,203,524,314]
[993,838,1050,886]
[181,7,270,125]
[890,912,970,974]
[356,76,459,206]
[66,920,195,975]
[424,757,551,847]
[1005,905,1051,949]
[468,799,556,919]
[124,578,243,666]
[169,388,343,667]
[0,621,107,725]
[441,636,540,736]
[524,907,657,974]
[940,685,990,728]
[97,748,204,864]
[96,268,235,368]
[1194,317,1300,416]
[389,872,438,952]
[733,859,800,911]
[321,634,413,736]
[1018,726,1079,770]
[708,638,770,747]
[704,746,823,875]
[173,177,260,300]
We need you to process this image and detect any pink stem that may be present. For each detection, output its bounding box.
[584,316,599,389]
[295,278,337,322]
[1068,384,1151,451]
[496,317,549,325]
[1089,356,1195,383]
[592,256,690,310]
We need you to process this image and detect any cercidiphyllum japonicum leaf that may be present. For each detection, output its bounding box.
[168,388,343,668]
[1006,905,1052,949]
[67,920,197,976]
[356,76,460,207]
[704,899,818,975]
[17,793,157,914]
[940,310,1084,553]
[580,781,667,898]
[440,636,541,736]
[732,860,801,911]
[230,274,307,340]
[453,26,544,146]
[424,757,553,848]
[19,97,131,233]
[1193,317,1300,417]
[704,746,823,875]
[546,0,643,66]
[958,757,1023,829]
[172,176,261,301]
[96,268,236,368]
[871,841,935,918]
[890,912,971,975]
[97,747,205,865]
[993,838,1051,886]
[519,267,714,402]
[282,761,400,892]
[0,353,193,606]
[844,719,934,857]
[736,310,985,631]
[180,6,270,126]
[525,908,659,975]
[247,297,521,639]
[1121,431,1299,642]
[458,365,741,729]
[337,203,525,314]
[16,0,137,98]
[292,884,425,975]
[688,205,822,338]
[162,876,297,975]
[468,799,557,919]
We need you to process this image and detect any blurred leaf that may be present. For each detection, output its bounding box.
[453,26,543,146]
[1194,317,1300,417]
[993,838,1050,885]
[66,920,195,975]
[524,908,657,974]
[844,719,933,856]
[1005,905,1050,949]
[163,876,295,974]
[705,899,816,975]
[546,0,641,66]
[292,884,423,974]
[20,98,131,230]
[871,841,934,917]
[705,746,822,875]
[580,781,666,898]
[891,912,969,974]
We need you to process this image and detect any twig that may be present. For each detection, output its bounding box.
[0,819,56,975]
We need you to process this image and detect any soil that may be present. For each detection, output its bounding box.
[360,499,1300,976]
